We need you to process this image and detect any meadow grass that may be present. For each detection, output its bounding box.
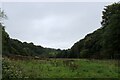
[2,57,120,78]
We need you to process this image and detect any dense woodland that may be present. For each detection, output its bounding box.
[1,2,120,59]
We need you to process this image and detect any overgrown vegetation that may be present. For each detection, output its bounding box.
[2,57,120,78]
[1,2,120,79]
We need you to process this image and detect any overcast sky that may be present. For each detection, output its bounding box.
[2,2,113,49]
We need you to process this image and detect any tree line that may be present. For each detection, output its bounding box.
[1,2,120,59]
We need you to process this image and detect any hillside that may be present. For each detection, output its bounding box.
[1,24,61,58]
[69,2,120,59]
[1,2,120,59]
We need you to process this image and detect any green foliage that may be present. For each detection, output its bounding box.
[2,25,11,55]
[101,2,120,58]
[2,2,120,59]
[70,2,120,59]
[2,25,60,57]
[2,58,120,78]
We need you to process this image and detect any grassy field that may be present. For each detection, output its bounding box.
[2,57,120,78]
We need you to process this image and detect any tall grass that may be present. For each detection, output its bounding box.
[2,57,120,78]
